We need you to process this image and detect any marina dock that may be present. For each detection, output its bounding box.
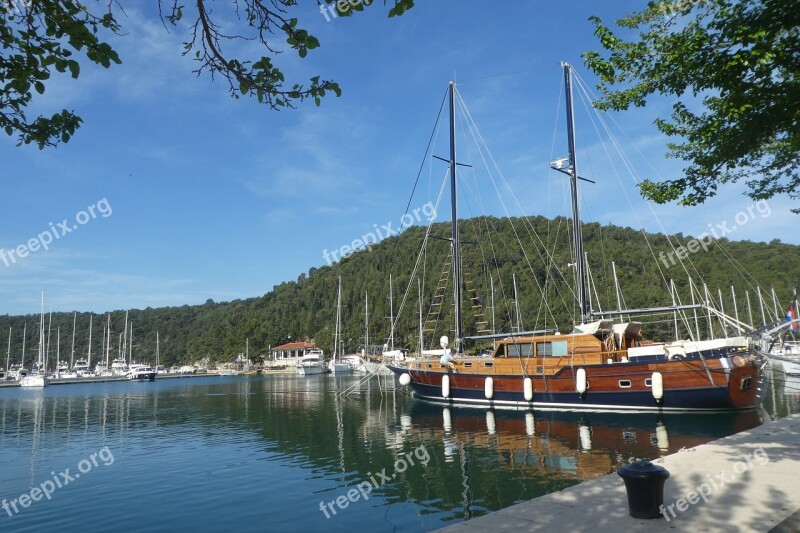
[437,414,800,533]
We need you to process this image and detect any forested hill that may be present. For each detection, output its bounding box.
[2,216,798,368]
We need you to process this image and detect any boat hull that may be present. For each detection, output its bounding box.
[19,375,48,388]
[129,372,156,382]
[390,355,765,412]
[298,364,328,376]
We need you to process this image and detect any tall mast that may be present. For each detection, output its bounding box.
[745,290,754,329]
[106,315,111,366]
[418,280,424,356]
[21,323,26,370]
[129,321,133,364]
[334,277,342,362]
[562,63,588,324]
[156,331,160,367]
[38,292,44,370]
[513,273,523,333]
[70,312,77,368]
[388,274,395,351]
[364,291,369,356]
[87,314,92,368]
[45,307,52,372]
[731,286,740,327]
[6,327,11,374]
[449,81,464,352]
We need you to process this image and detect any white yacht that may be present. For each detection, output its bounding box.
[128,363,156,381]
[73,358,91,376]
[20,363,48,388]
[94,362,112,376]
[111,358,128,375]
[297,349,328,376]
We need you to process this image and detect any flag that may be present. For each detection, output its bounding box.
[788,304,799,334]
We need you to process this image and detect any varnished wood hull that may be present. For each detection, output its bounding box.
[390,354,766,412]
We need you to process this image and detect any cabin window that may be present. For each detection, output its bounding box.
[427,364,432,369]
[536,341,568,357]
[463,362,473,368]
[483,362,494,368]
[644,378,652,387]
[508,343,533,357]
[618,380,632,388]
[740,376,752,391]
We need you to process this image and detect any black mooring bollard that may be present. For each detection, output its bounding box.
[617,459,670,519]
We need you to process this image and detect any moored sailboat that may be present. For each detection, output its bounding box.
[389,66,765,412]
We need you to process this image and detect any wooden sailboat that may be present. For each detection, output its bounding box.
[390,65,766,412]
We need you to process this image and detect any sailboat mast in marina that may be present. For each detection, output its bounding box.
[390,65,766,411]
[20,292,48,387]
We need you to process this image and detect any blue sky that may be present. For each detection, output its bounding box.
[0,0,796,315]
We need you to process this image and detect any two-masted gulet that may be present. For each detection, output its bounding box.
[389,64,765,412]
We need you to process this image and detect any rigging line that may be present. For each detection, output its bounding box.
[572,74,711,320]
[545,74,569,327]
[391,168,451,337]
[404,86,449,219]
[456,114,578,329]
[573,72,761,304]
[455,92,573,328]
[452,105,534,335]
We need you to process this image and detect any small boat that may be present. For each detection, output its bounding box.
[341,354,366,372]
[21,293,49,388]
[298,349,328,376]
[128,363,156,381]
[111,358,128,375]
[94,362,112,376]
[154,365,167,374]
[754,289,800,376]
[20,373,47,388]
[72,358,91,376]
[7,364,28,381]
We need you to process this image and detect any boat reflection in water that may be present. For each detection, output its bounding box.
[400,402,766,482]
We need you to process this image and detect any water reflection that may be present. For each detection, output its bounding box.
[0,372,795,532]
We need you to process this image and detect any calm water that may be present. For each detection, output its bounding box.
[1,367,798,532]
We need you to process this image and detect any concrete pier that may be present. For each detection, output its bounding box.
[438,414,800,532]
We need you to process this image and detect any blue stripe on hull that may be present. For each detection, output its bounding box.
[406,381,741,412]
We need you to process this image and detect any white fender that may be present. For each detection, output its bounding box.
[399,373,411,386]
[442,374,450,398]
[652,371,664,401]
[443,407,452,433]
[486,410,496,435]
[484,377,494,400]
[576,368,587,395]
[523,377,533,401]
